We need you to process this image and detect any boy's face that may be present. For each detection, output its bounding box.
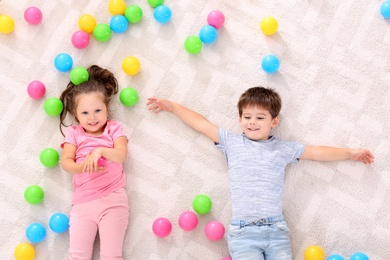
[239,106,279,141]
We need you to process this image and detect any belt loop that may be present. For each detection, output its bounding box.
[240,220,245,228]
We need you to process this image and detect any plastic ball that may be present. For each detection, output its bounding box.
[24,185,44,205]
[108,0,127,15]
[70,66,89,85]
[221,258,232,260]
[14,243,35,260]
[54,53,73,72]
[26,222,46,243]
[207,10,225,29]
[327,255,344,260]
[122,56,141,75]
[152,217,172,238]
[110,15,128,33]
[120,87,139,107]
[261,55,280,73]
[192,194,212,214]
[381,2,390,19]
[260,16,278,36]
[154,5,172,24]
[40,147,60,168]
[148,0,164,8]
[124,5,143,24]
[71,30,90,49]
[0,15,15,34]
[24,6,42,25]
[199,25,218,44]
[178,211,198,231]
[93,23,112,42]
[204,220,225,241]
[304,245,325,260]
[184,36,203,54]
[43,97,63,117]
[350,253,369,260]
[49,213,69,234]
[27,80,46,100]
[78,14,96,33]
[98,157,107,167]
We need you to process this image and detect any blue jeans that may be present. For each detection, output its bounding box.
[228,215,292,260]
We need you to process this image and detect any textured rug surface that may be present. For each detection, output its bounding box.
[1,0,389,259]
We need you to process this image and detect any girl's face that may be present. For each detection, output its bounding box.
[74,92,108,135]
[239,105,279,141]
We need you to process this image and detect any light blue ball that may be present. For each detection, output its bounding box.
[154,5,172,24]
[49,212,69,234]
[199,25,218,44]
[380,2,390,19]
[54,53,73,72]
[110,15,129,33]
[350,252,369,260]
[26,222,46,243]
[327,254,344,260]
[261,55,280,73]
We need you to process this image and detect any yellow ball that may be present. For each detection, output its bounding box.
[304,245,325,260]
[78,14,96,33]
[122,56,141,75]
[14,243,35,260]
[260,16,278,36]
[0,15,15,34]
[108,0,127,15]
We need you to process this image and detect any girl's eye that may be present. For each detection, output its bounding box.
[81,112,88,115]
[257,117,264,120]
[244,117,250,120]
[96,109,102,113]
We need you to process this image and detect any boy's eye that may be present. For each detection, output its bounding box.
[81,112,88,115]
[96,109,102,113]
[244,117,250,120]
[257,117,264,120]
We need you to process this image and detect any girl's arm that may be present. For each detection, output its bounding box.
[61,143,84,174]
[147,97,219,143]
[300,146,374,164]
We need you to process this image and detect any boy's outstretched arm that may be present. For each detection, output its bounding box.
[300,146,374,164]
[147,97,219,143]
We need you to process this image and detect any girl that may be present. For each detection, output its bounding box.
[60,65,129,260]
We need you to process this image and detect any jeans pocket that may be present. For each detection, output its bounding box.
[272,220,289,233]
[228,224,245,237]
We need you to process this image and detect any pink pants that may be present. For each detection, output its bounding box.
[69,188,129,260]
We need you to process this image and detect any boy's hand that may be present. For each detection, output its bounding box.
[147,97,173,113]
[350,149,375,164]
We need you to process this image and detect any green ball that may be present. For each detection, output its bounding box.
[70,66,89,85]
[93,23,112,42]
[43,97,63,117]
[192,194,212,215]
[40,148,59,168]
[124,5,143,24]
[147,0,164,8]
[184,36,203,54]
[120,87,139,107]
[24,185,44,205]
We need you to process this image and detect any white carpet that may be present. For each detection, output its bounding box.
[1,0,389,259]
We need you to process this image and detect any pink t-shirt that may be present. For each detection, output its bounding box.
[61,120,127,205]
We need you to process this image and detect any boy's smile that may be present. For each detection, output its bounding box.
[239,106,279,141]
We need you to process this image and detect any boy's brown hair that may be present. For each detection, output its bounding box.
[237,86,281,119]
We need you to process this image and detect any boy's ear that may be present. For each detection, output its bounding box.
[271,116,280,128]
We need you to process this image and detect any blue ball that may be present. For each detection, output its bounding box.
[54,53,73,72]
[26,222,46,243]
[154,5,172,24]
[327,254,344,260]
[199,25,218,44]
[110,15,129,33]
[261,55,280,73]
[49,212,69,234]
[380,2,390,19]
[350,252,369,260]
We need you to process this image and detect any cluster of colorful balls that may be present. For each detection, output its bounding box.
[305,245,370,260]
[259,16,281,74]
[152,194,229,259]
[184,10,225,55]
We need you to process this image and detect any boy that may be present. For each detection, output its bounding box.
[147,86,374,259]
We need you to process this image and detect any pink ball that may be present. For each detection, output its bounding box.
[204,220,225,241]
[152,217,172,238]
[207,10,225,29]
[178,211,198,231]
[221,258,232,260]
[27,80,46,100]
[98,157,107,167]
[71,30,90,49]
[24,6,43,25]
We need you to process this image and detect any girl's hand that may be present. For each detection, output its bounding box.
[350,149,375,164]
[147,97,173,113]
[82,150,106,173]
